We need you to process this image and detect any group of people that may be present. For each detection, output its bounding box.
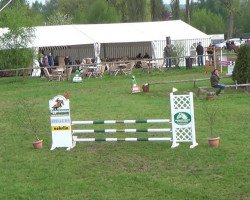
[135,52,151,68]
[38,52,73,72]
[196,42,215,66]
[194,43,224,96]
[39,52,55,73]
[163,41,215,68]
[197,42,224,96]
[163,42,224,96]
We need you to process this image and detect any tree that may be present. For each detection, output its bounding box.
[191,9,225,34]
[232,45,250,84]
[185,0,191,24]
[235,0,250,35]
[126,0,148,22]
[171,42,185,67]
[0,0,35,70]
[223,0,240,39]
[171,0,180,19]
[150,0,166,21]
[29,1,47,25]
[84,0,121,23]
[53,0,87,24]
[47,11,73,25]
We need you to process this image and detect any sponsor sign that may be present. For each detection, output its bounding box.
[174,112,191,125]
[49,95,72,149]
[131,86,141,93]
[227,61,235,76]
[50,109,70,115]
[51,126,71,131]
[50,117,71,124]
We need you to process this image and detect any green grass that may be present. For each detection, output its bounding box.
[0,67,249,200]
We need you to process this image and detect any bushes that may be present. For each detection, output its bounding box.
[232,45,250,83]
[0,48,34,70]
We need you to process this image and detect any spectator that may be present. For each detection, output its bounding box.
[64,56,71,65]
[207,44,214,66]
[163,44,172,68]
[196,42,204,66]
[143,52,150,59]
[210,69,225,96]
[42,55,50,72]
[48,52,54,68]
[135,53,142,68]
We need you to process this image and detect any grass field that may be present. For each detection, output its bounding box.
[0,67,249,200]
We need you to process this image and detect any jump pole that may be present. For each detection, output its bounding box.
[49,91,198,150]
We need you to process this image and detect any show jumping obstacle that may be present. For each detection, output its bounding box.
[49,92,198,150]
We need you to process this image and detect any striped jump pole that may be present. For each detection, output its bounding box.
[49,91,198,150]
[72,119,170,125]
[72,128,171,134]
[73,137,171,142]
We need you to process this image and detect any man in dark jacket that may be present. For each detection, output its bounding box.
[196,42,204,66]
[210,69,225,95]
[164,44,172,68]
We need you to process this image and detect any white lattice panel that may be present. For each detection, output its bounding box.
[170,92,198,148]
[175,128,192,141]
[173,95,191,110]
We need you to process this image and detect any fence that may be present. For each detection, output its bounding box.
[49,92,198,150]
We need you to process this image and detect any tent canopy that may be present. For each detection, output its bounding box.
[32,20,210,47]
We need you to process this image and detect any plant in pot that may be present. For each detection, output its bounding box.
[206,91,215,100]
[16,99,43,149]
[203,101,220,147]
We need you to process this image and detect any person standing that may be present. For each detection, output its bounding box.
[163,43,172,68]
[207,43,214,66]
[48,52,54,67]
[210,69,225,95]
[196,42,204,66]
[64,55,71,65]
[42,55,50,72]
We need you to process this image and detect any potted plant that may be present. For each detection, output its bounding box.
[203,101,220,147]
[16,99,43,149]
[63,92,70,99]
[206,91,215,100]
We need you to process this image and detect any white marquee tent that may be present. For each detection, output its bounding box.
[2,20,211,66]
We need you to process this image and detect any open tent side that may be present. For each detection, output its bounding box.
[0,20,211,67]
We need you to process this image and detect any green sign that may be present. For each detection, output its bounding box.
[174,112,191,125]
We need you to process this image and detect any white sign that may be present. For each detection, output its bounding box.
[227,61,235,76]
[49,95,72,150]
[170,92,198,148]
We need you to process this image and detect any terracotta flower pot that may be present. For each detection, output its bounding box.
[142,84,149,92]
[208,137,220,148]
[206,92,215,100]
[33,139,43,149]
[206,95,215,100]
[63,92,70,99]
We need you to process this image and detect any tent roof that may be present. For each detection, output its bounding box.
[33,25,95,47]
[2,20,210,48]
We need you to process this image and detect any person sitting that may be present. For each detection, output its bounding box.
[143,52,150,59]
[210,69,225,96]
[135,53,142,68]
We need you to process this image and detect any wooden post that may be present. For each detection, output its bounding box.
[213,46,216,70]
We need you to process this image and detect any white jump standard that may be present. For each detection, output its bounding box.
[49,92,198,150]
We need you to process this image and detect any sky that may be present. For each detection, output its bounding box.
[27,0,188,6]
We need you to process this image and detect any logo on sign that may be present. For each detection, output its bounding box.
[174,112,191,125]
[52,126,71,131]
